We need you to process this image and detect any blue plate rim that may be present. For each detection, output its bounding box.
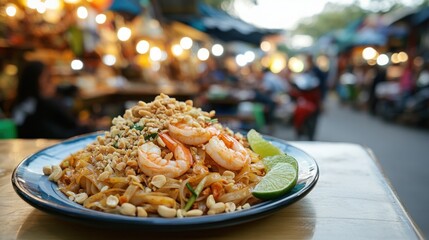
[11,132,319,230]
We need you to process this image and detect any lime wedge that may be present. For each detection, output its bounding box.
[247,129,283,158]
[263,154,298,172]
[252,162,297,200]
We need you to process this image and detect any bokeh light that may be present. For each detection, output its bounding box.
[180,37,193,50]
[76,6,88,19]
[270,57,286,73]
[71,59,83,70]
[391,53,399,64]
[211,44,224,56]
[362,47,378,60]
[136,40,150,54]
[6,4,17,17]
[289,57,304,73]
[150,47,162,61]
[197,48,210,61]
[117,27,131,41]
[95,14,106,24]
[376,54,389,66]
[26,0,39,9]
[102,54,116,66]
[260,41,271,52]
[244,51,255,63]
[171,44,183,57]
[4,64,18,75]
[235,54,247,67]
[45,0,61,10]
[398,51,408,62]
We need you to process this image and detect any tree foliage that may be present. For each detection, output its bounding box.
[293,3,368,39]
[292,0,421,39]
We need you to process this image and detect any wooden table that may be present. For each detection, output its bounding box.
[0,139,423,239]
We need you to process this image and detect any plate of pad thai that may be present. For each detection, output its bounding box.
[12,94,318,230]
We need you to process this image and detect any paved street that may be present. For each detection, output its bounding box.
[270,93,429,238]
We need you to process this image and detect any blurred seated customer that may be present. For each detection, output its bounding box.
[261,67,287,95]
[11,60,91,139]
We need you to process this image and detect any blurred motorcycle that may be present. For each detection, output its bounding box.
[402,73,429,126]
[289,72,322,140]
[376,71,429,126]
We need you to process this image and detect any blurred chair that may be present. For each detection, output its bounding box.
[0,119,17,139]
[238,102,266,131]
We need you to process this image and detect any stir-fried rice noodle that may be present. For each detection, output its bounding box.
[52,94,266,217]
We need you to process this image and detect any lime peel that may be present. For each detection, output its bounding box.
[247,129,283,158]
[252,162,297,200]
[263,154,298,172]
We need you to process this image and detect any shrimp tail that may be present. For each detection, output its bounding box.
[159,132,193,166]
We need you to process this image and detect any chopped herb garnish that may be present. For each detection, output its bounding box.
[205,118,218,123]
[186,182,197,196]
[183,176,207,211]
[132,124,144,131]
[144,133,158,140]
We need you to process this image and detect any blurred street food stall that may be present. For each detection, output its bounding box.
[156,0,285,130]
[307,5,429,124]
[0,0,222,127]
[0,0,286,135]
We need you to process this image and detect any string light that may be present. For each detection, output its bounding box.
[117,27,131,41]
[211,44,224,56]
[197,48,210,61]
[270,57,286,73]
[150,47,162,61]
[235,54,247,67]
[244,51,255,63]
[102,54,116,66]
[71,59,83,70]
[26,0,39,9]
[289,57,304,73]
[36,3,47,13]
[95,14,106,24]
[77,6,88,19]
[398,51,408,62]
[171,44,183,57]
[180,37,193,50]
[44,0,61,10]
[362,47,378,60]
[136,40,150,54]
[6,4,17,17]
[260,41,271,52]
[376,54,389,66]
[391,53,399,64]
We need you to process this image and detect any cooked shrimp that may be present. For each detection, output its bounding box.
[205,134,250,170]
[168,121,218,146]
[138,133,193,178]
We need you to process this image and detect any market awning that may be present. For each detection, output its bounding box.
[331,13,409,52]
[157,1,283,45]
[411,7,429,25]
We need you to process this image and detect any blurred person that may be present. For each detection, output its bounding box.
[287,55,325,140]
[338,65,358,102]
[251,68,286,128]
[261,67,287,95]
[11,60,91,139]
[305,55,327,102]
[368,66,387,115]
[197,58,225,91]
